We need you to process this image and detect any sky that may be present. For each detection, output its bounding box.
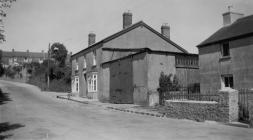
[1,0,253,54]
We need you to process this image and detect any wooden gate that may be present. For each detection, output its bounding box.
[238,89,252,123]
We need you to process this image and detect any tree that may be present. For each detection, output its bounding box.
[50,42,68,67]
[0,0,17,42]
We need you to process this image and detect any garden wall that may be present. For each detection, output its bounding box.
[158,88,238,123]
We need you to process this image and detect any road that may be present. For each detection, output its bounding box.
[0,80,253,140]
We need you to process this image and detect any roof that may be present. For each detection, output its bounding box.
[198,15,253,47]
[71,21,188,59]
[2,51,48,58]
[101,48,197,66]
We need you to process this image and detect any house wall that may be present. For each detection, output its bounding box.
[176,68,200,87]
[132,52,148,105]
[199,35,253,94]
[103,26,183,53]
[147,53,176,92]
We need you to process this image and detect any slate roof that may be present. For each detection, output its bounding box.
[71,21,188,59]
[198,15,253,47]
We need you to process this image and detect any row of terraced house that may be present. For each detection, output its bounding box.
[71,10,253,106]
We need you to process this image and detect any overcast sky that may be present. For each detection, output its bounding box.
[2,0,253,54]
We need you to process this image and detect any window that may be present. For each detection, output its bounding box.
[76,59,79,70]
[88,73,97,92]
[221,75,234,88]
[75,77,79,92]
[221,42,230,57]
[92,51,96,66]
[83,57,87,69]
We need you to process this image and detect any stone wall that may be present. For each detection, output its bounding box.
[158,88,238,123]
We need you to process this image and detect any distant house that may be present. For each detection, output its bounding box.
[1,49,48,67]
[197,11,253,94]
[71,12,199,106]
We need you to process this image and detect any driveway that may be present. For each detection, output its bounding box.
[0,80,252,140]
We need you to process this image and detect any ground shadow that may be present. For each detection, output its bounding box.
[0,88,12,105]
[0,122,25,139]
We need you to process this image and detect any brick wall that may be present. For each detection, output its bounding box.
[157,88,238,123]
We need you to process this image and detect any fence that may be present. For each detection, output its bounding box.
[160,86,218,105]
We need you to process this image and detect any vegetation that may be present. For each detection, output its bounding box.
[0,0,17,42]
[27,43,71,92]
[157,72,180,94]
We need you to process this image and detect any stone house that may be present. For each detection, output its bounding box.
[71,12,199,105]
[197,11,253,94]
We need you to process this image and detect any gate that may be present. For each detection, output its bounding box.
[238,89,252,123]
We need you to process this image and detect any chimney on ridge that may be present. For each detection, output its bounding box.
[123,11,132,29]
[88,32,96,46]
[161,23,170,39]
[222,6,244,26]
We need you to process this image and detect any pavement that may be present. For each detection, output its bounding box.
[1,80,253,140]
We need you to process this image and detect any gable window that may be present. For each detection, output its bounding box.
[92,51,96,66]
[221,75,234,88]
[221,42,230,57]
[88,73,97,92]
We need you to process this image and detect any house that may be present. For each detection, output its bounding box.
[1,49,72,68]
[71,12,199,105]
[1,49,48,67]
[197,11,253,94]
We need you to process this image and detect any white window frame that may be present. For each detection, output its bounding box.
[75,76,79,93]
[221,74,234,89]
[76,59,79,70]
[92,51,96,66]
[83,57,87,69]
[88,73,97,92]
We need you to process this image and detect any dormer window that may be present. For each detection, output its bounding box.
[221,42,230,57]
[92,51,96,66]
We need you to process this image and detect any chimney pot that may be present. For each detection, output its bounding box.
[88,32,96,46]
[123,11,132,29]
[161,23,170,39]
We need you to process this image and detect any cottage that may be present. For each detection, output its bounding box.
[71,12,199,105]
[197,11,253,94]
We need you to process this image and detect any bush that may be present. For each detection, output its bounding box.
[157,72,181,93]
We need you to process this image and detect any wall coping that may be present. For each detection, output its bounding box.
[166,100,217,104]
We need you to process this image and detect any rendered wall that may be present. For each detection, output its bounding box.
[199,36,253,94]
[103,26,183,53]
[147,53,176,92]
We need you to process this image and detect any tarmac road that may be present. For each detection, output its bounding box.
[0,80,253,140]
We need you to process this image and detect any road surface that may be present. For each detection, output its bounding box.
[0,80,253,140]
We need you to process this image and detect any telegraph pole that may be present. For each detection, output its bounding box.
[47,43,50,90]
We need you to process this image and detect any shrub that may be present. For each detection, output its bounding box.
[157,72,181,93]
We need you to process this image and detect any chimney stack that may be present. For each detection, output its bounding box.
[123,11,132,29]
[161,23,170,39]
[88,32,96,46]
[12,48,14,52]
[222,7,243,26]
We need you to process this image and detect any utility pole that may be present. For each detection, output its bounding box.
[47,43,50,90]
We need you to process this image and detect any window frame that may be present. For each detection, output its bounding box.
[92,51,96,66]
[221,74,234,88]
[87,73,98,92]
[221,42,230,57]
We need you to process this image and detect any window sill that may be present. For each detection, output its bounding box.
[219,56,231,61]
